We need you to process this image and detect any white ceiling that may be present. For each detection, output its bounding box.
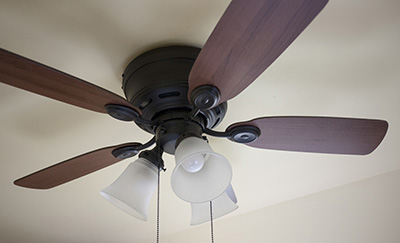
[0,0,399,242]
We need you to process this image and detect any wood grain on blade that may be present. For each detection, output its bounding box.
[0,48,140,114]
[229,117,388,155]
[13,143,137,189]
[189,0,328,104]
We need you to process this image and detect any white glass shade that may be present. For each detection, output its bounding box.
[191,184,238,225]
[171,136,232,203]
[100,158,158,221]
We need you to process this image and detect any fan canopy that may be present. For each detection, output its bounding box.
[121,45,228,136]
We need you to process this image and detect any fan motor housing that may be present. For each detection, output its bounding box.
[122,46,227,134]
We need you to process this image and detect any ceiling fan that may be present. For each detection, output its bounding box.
[0,0,388,219]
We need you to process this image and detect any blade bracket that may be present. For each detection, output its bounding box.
[190,85,221,110]
[204,125,260,144]
[105,104,140,121]
[227,125,260,143]
[105,104,159,126]
[112,144,142,159]
[112,137,156,159]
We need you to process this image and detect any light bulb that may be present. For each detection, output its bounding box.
[181,154,205,173]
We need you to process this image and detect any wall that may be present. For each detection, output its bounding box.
[164,169,400,243]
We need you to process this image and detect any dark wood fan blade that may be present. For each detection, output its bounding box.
[228,117,388,155]
[13,143,139,189]
[0,48,140,114]
[188,0,328,105]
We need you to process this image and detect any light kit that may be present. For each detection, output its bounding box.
[100,151,162,221]
[172,136,232,203]
[191,184,238,226]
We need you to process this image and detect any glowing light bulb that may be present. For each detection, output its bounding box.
[182,154,205,173]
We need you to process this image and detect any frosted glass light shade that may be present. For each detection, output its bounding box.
[191,184,238,225]
[171,136,232,203]
[100,158,158,221]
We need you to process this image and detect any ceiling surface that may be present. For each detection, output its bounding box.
[1,0,399,242]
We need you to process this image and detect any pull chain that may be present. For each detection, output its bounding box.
[155,143,165,243]
[210,201,214,243]
[156,168,161,243]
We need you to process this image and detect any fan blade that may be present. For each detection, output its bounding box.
[0,48,140,114]
[228,117,388,155]
[188,0,328,105]
[14,143,139,189]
